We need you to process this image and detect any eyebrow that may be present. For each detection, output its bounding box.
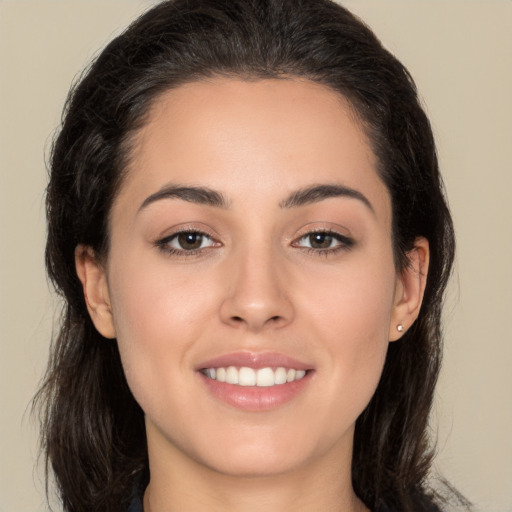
[138,182,373,214]
[139,184,229,211]
[279,184,374,213]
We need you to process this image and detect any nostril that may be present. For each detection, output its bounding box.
[229,314,282,325]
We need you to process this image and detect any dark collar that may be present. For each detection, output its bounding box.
[127,494,143,512]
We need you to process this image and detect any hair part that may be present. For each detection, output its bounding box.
[36,1,463,511]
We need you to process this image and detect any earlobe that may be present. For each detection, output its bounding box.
[75,245,116,339]
[389,237,429,342]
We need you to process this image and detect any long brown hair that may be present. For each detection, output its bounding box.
[36,1,464,510]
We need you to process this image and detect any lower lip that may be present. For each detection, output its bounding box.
[199,371,313,411]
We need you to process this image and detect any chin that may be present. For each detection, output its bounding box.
[199,447,309,478]
[185,421,349,479]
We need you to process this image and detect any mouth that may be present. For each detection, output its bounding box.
[197,352,313,411]
[201,366,307,387]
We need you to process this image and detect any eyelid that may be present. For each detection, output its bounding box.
[154,223,222,256]
[156,222,220,241]
[290,224,355,253]
[291,222,353,241]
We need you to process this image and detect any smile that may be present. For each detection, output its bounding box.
[201,366,307,387]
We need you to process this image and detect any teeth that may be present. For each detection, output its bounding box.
[202,366,307,386]
[256,367,274,387]
[226,366,238,385]
[239,367,256,386]
[275,367,287,385]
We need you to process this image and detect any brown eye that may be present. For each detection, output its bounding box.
[156,230,217,254]
[177,232,205,250]
[293,230,354,253]
[308,233,334,249]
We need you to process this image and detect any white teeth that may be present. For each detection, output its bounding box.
[256,367,274,387]
[225,366,238,385]
[239,367,256,386]
[216,367,226,382]
[274,367,287,385]
[202,366,307,386]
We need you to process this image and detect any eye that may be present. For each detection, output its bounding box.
[172,232,213,251]
[156,230,218,255]
[301,232,337,250]
[293,230,354,253]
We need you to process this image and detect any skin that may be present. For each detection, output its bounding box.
[76,78,428,512]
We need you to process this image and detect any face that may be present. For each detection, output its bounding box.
[78,78,425,480]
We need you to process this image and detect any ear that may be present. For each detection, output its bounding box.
[389,237,429,342]
[75,244,116,339]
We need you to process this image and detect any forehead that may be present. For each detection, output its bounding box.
[117,78,389,220]
[135,78,369,165]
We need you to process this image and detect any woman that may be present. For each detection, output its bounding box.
[36,0,468,511]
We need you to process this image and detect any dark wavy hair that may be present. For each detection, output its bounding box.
[35,0,463,511]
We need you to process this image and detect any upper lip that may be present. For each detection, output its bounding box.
[197,351,312,371]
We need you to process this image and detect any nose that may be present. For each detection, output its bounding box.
[219,247,294,332]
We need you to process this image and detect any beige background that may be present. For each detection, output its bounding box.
[0,1,510,511]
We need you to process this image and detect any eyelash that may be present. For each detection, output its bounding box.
[155,228,218,257]
[155,228,354,258]
[292,229,354,256]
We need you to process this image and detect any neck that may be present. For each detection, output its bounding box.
[144,469,367,512]
[143,424,368,512]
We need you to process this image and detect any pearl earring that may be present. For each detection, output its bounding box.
[397,324,404,332]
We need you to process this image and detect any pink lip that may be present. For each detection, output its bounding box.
[197,351,312,371]
[196,351,314,412]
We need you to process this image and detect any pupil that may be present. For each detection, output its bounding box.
[178,233,202,250]
[310,233,332,249]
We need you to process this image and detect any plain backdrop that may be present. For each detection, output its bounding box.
[0,1,511,511]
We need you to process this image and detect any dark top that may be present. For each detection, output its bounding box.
[127,494,143,512]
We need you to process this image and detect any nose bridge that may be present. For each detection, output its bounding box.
[220,238,293,330]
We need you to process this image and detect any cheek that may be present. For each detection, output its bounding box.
[110,251,218,336]
[302,253,396,345]
[106,255,220,403]
[298,254,396,415]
